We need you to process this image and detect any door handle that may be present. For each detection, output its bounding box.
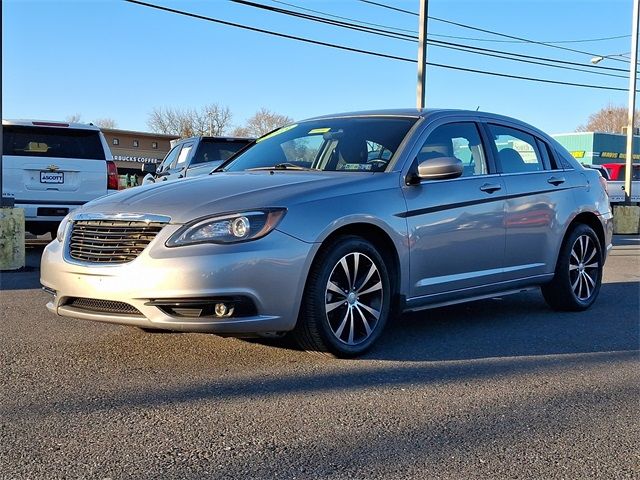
[547,176,566,186]
[480,183,502,193]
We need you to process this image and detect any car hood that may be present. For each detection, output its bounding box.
[76,171,387,223]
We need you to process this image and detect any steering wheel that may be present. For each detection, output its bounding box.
[366,159,389,171]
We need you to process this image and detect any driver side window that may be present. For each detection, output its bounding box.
[158,145,181,173]
[418,122,488,177]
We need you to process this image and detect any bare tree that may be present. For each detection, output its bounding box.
[232,108,293,137]
[147,103,232,137]
[576,102,640,133]
[65,113,82,123]
[94,118,118,129]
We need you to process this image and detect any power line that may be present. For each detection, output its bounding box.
[272,0,629,45]
[357,0,631,64]
[124,0,631,93]
[233,0,629,79]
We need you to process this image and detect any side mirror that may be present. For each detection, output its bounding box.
[417,156,463,181]
[141,163,157,175]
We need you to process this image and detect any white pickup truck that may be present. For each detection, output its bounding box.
[601,163,640,203]
[2,120,118,236]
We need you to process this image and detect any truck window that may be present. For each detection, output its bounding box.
[3,126,106,160]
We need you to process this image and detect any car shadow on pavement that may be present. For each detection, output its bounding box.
[362,282,639,362]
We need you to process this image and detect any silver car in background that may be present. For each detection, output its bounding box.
[41,109,613,357]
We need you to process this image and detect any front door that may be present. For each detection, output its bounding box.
[403,121,506,299]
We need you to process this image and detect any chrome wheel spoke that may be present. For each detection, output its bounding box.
[358,264,377,291]
[347,309,355,345]
[582,273,592,298]
[357,301,380,320]
[340,257,352,289]
[569,264,579,271]
[571,274,581,294]
[352,253,360,289]
[583,270,596,288]
[571,249,580,263]
[326,300,345,313]
[327,281,346,297]
[584,262,599,269]
[354,305,372,336]
[358,281,382,296]
[334,309,349,339]
[584,247,596,264]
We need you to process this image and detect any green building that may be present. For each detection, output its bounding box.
[552,131,640,165]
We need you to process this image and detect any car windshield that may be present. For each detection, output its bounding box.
[222,117,418,173]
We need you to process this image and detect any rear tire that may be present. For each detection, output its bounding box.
[292,236,391,358]
[541,224,603,311]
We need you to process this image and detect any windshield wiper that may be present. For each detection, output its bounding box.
[247,163,313,171]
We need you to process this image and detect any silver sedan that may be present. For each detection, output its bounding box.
[41,109,613,357]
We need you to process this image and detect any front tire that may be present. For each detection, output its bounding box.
[541,224,603,311]
[293,236,391,357]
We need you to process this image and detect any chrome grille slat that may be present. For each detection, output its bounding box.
[68,220,165,264]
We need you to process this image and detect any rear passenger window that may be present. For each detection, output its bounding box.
[488,125,544,173]
[418,122,488,177]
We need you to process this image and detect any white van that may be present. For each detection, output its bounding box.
[2,120,118,236]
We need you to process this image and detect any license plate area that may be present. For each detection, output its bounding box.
[37,207,69,217]
[40,171,64,184]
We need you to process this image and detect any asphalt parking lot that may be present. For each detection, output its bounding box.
[0,236,638,479]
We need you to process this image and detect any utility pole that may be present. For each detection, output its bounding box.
[416,0,428,109]
[624,0,639,204]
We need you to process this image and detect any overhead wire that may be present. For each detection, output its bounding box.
[357,0,631,64]
[232,0,629,79]
[124,0,632,92]
[271,0,629,45]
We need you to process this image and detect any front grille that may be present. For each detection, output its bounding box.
[65,297,142,316]
[68,220,165,264]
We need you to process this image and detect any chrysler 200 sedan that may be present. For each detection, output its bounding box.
[41,109,613,357]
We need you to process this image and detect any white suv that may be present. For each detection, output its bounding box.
[2,120,118,236]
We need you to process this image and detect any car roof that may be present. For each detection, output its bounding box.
[2,119,101,131]
[302,108,539,127]
[177,136,255,143]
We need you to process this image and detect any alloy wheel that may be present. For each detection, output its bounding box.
[569,234,600,301]
[324,252,383,345]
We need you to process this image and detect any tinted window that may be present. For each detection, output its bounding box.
[488,125,543,173]
[191,140,249,166]
[158,145,181,172]
[223,117,417,173]
[3,126,105,160]
[618,165,640,181]
[418,122,488,177]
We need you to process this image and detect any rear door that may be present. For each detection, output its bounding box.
[485,122,573,280]
[2,124,108,204]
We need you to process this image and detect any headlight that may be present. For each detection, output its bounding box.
[166,209,286,247]
[56,213,72,242]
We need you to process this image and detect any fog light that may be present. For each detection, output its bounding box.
[214,303,234,318]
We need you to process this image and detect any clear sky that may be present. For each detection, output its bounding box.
[2,0,636,134]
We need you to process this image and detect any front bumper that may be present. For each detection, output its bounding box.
[41,227,317,334]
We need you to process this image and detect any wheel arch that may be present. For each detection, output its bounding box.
[309,222,403,309]
[553,211,606,271]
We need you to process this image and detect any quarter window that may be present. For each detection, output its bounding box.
[418,122,488,177]
[488,125,543,173]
